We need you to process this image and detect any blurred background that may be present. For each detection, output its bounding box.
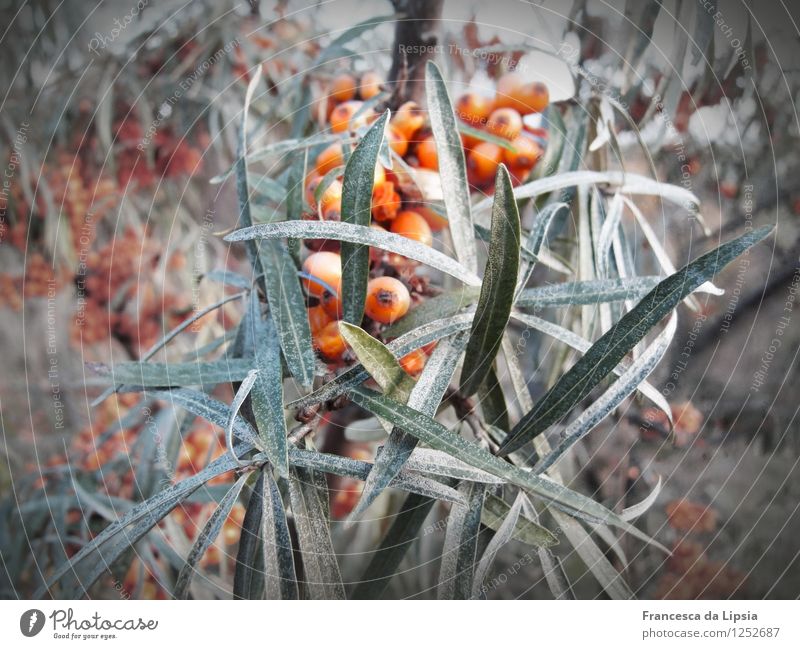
[0,0,798,598]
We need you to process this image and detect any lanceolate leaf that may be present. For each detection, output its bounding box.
[437,482,486,599]
[249,304,290,477]
[515,277,661,308]
[234,473,265,600]
[460,165,521,396]
[474,169,701,215]
[287,466,345,599]
[472,493,523,599]
[349,332,469,521]
[516,202,568,293]
[225,220,480,286]
[226,369,260,466]
[349,386,652,533]
[258,238,316,388]
[341,110,390,324]
[426,61,477,273]
[174,474,248,599]
[510,311,670,418]
[338,322,415,401]
[90,359,255,388]
[482,493,558,548]
[534,313,677,474]
[261,470,299,599]
[498,225,774,457]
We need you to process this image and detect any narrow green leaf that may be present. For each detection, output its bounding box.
[404,448,502,484]
[516,202,568,293]
[498,225,773,456]
[472,493,523,599]
[550,508,633,600]
[426,61,477,273]
[338,322,415,401]
[249,303,290,477]
[474,169,701,215]
[225,220,480,286]
[477,363,510,431]
[460,165,521,396]
[314,14,398,65]
[349,332,468,521]
[510,311,670,418]
[456,121,517,151]
[437,482,486,599]
[234,473,265,599]
[516,277,661,308]
[258,238,316,388]
[226,368,260,466]
[341,110,389,323]
[174,475,248,599]
[262,470,299,599]
[534,314,676,475]
[89,359,255,389]
[288,466,345,599]
[482,493,558,548]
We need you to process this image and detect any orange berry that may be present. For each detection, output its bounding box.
[455,93,493,127]
[313,321,348,360]
[392,101,425,140]
[302,251,341,298]
[494,72,524,110]
[400,349,426,376]
[503,134,543,168]
[386,126,408,157]
[468,142,502,185]
[515,81,549,114]
[486,108,523,140]
[330,100,367,133]
[329,73,357,102]
[359,71,383,100]
[390,210,433,247]
[307,305,333,333]
[315,143,344,176]
[414,205,448,232]
[416,136,438,170]
[365,277,411,324]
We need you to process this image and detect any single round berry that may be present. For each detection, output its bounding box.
[468,142,502,185]
[416,135,438,170]
[359,71,383,100]
[390,210,433,247]
[392,101,425,140]
[503,134,543,169]
[330,100,367,133]
[307,305,333,333]
[329,73,357,102]
[365,276,411,324]
[315,143,344,176]
[302,251,342,299]
[455,92,493,127]
[486,107,523,140]
[314,321,348,360]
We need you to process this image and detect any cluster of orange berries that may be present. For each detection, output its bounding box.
[299,70,550,373]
